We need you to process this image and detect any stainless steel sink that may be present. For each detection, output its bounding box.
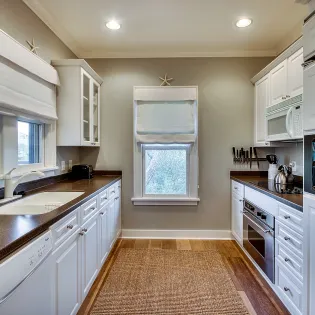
[0,192,84,215]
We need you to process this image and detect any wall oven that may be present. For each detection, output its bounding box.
[243,200,275,283]
[266,97,303,141]
[304,134,315,195]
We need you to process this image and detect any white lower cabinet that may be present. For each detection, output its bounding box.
[52,231,81,315]
[51,180,122,315]
[98,204,110,266]
[303,194,315,315]
[231,192,243,245]
[81,213,99,300]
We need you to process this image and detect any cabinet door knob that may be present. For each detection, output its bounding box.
[284,257,290,262]
[67,224,73,229]
[100,212,104,215]
[79,228,88,235]
[286,95,290,98]
[239,199,243,202]
[282,96,286,100]
[284,215,290,219]
[284,236,290,241]
[284,287,290,292]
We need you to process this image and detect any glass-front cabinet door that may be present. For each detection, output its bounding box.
[92,81,100,145]
[81,69,92,145]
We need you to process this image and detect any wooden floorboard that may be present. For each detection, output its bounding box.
[78,239,289,315]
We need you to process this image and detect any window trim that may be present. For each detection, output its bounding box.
[142,144,190,198]
[0,115,58,179]
[132,86,199,206]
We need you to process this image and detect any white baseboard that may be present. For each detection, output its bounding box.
[121,229,232,240]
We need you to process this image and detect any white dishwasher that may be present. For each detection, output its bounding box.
[0,231,54,315]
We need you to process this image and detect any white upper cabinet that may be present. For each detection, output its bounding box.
[52,59,103,147]
[303,14,315,61]
[303,62,315,132]
[254,74,270,146]
[269,60,288,106]
[287,48,303,99]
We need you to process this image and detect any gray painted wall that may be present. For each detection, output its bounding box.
[82,57,273,231]
[0,0,80,171]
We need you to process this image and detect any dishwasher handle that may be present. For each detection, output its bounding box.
[0,247,52,305]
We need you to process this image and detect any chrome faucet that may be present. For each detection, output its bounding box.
[4,168,45,198]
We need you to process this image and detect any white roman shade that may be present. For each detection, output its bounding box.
[134,87,198,143]
[0,30,59,122]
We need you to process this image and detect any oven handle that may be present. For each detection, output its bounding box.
[244,212,271,234]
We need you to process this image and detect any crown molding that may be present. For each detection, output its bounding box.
[23,0,80,57]
[78,49,277,59]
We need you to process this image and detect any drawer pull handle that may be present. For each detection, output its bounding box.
[284,236,291,241]
[115,197,119,200]
[101,197,107,201]
[118,186,121,188]
[100,212,104,215]
[90,207,96,211]
[79,228,88,236]
[284,287,291,292]
[234,187,238,190]
[67,224,74,230]
[239,199,243,202]
[284,257,291,263]
[284,215,290,219]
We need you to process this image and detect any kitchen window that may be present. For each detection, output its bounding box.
[18,121,43,165]
[132,86,199,205]
[143,144,190,196]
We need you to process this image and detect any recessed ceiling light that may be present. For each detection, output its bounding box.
[106,20,121,30]
[236,18,252,28]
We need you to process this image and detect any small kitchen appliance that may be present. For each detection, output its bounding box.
[266,154,278,180]
[71,164,93,179]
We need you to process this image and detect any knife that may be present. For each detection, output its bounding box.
[250,147,252,169]
[253,147,259,169]
[240,147,244,164]
[232,147,236,164]
[246,150,249,165]
[237,150,239,163]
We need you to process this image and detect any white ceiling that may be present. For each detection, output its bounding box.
[23,0,308,58]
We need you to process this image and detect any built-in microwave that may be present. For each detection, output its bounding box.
[266,95,303,141]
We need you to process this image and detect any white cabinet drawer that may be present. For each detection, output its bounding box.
[276,240,303,281]
[275,260,303,314]
[231,180,244,198]
[98,189,109,208]
[108,184,117,200]
[277,203,303,235]
[276,221,303,258]
[51,208,80,248]
[81,197,98,223]
[115,180,121,196]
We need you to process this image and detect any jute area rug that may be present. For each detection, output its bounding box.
[90,248,249,314]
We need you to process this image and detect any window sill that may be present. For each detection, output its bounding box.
[0,166,59,179]
[131,197,200,206]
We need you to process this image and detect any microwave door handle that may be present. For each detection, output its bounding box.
[285,107,294,138]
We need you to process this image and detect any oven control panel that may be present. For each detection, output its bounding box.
[244,201,275,230]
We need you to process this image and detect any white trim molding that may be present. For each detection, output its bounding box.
[121,229,232,240]
[131,197,200,206]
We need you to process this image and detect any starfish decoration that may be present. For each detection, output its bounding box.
[159,73,174,86]
[26,38,39,55]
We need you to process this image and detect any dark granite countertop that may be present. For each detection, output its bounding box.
[230,171,303,212]
[0,174,121,261]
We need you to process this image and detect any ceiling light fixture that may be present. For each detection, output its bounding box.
[106,20,121,30]
[236,18,252,28]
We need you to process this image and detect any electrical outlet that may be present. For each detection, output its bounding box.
[291,161,297,172]
[61,161,66,171]
[69,160,73,171]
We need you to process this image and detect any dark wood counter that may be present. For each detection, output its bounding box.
[230,172,303,212]
[0,174,121,261]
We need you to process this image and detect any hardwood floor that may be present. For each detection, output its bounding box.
[78,239,289,315]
